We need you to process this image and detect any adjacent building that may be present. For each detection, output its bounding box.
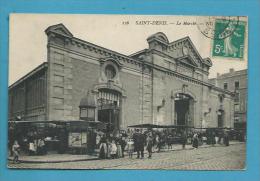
[209,69,247,129]
[8,24,235,131]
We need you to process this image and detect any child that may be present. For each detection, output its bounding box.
[126,137,134,158]
[110,140,117,159]
[12,140,20,163]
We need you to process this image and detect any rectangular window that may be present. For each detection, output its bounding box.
[234,92,240,102]
[234,104,240,111]
[224,83,228,90]
[88,109,95,118]
[235,81,239,89]
[234,117,240,122]
[80,108,88,117]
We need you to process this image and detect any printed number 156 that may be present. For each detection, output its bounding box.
[122,21,129,25]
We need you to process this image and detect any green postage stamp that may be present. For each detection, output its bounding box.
[212,19,246,59]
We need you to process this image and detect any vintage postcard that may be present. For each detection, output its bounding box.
[8,14,247,170]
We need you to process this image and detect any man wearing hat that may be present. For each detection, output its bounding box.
[133,129,145,159]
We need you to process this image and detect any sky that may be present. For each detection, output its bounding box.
[9,14,248,85]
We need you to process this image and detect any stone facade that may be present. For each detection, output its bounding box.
[9,24,234,129]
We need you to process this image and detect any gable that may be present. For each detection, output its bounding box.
[181,37,204,66]
[177,55,198,68]
[168,37,206,67]
[45,23,73,37]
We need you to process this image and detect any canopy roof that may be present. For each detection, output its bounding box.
[128,124,194,129]
[127,124,243,130]
[9,120,102,124]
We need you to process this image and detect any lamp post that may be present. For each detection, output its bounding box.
[79,91,96,121]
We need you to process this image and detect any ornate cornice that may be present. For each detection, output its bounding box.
[46,27,232,96]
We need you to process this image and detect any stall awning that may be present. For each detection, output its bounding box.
[128,124,194,129]
[8,120,106,130]
[127,123,244,131]
[128,124,160,128]
[9,120,103,124]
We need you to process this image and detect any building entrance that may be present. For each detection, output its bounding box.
[98,104,120,132]
[97,89,121,133]
[174,93,194,126]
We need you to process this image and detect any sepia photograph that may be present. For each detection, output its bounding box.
[7,14,247,170]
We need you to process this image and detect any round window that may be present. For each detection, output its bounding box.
[105,65,116,79]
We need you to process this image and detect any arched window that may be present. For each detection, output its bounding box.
[105,64,116,79]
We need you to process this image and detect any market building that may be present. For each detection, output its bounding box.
[8,23,235,132]
[209,69,247,129]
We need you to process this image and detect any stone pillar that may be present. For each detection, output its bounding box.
[189,99,194,127]
[171,96,175,125]
[92,90,99,122]
[120,95,127,129]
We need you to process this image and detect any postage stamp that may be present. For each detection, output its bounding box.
[212,19,246,59]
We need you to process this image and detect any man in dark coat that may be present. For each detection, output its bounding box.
[133,129,145,159]
[146,134,153,158]
[223,130,230,146]
[181,130,187,149]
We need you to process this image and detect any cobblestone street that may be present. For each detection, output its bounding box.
[8,143,245,170]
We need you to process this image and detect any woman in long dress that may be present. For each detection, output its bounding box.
[99,134,107,159]
[192,133,199,149]
[116,137,123,158]
[126,137,134,158]
[110,140,117,159]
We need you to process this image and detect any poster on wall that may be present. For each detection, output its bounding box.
[68,132,87,147]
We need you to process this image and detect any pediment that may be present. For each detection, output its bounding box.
[45,23,73,37]
[169,36,208,67]
[177,55,198,67]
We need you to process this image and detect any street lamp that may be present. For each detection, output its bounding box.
[79,91,96,121]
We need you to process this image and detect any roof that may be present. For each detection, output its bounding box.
[9,62,48,90]
[147,32,169,44]
[127,124,240,130]
[216,69,247,79]
[128,124,194,129]
[45,23,73,37]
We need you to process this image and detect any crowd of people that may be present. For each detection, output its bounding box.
[10,136,48,163]
[97,128,232,160]
[10,127,234,163]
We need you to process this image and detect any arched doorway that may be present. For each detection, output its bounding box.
[174,93,195,126]
[97,88,122,133]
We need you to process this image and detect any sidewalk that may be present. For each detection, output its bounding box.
[8,141,244,163]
